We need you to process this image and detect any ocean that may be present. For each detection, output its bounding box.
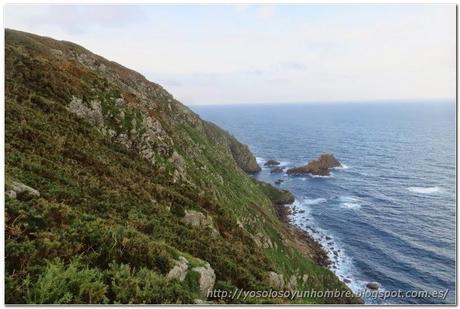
[191,102,456,304]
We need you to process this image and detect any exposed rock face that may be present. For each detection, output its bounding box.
[6,181,40,200]
[166,256,189,282]
[192,263,216,299]
[267,271,285,289]
[181,210,220,237]
[228,139,261,173]
[203,122,261,173]
[287,154,341,176]
[264,160,280,167]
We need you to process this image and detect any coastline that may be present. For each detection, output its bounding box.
[269,190,363,304]
[273,201,330,268]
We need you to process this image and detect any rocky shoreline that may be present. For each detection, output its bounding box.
[272,200,330,268]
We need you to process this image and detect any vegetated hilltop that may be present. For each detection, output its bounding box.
[5,29,357,304]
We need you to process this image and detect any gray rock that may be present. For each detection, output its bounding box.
[264,160,280,167]
[166,256,189,282]
[267,271,284,289]
[367,282,379,290]
[7,181,40,199]
[181,210,220,237]
[270,167,284,174]
[192,263,216,299]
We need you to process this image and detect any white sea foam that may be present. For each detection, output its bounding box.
[310,173,334,178]
[290,198,363,298]
[256,157,265,164]
[334,164,350,170]
[341,202,361,210]
[338,196,361,210]
[303,198,327,205]
[407,186,441,194]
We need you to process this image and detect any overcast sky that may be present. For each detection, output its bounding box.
[5,4,456,105]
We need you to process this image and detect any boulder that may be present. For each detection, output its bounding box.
[181,210,220,237]
[274,179,284,185]
[287,154,341,176]
[192,263,216,299]
[6,181,40,200]
[264,159,280,167]
[366,282,379,290]
[166,256,189,282]
[270,167,284,174]
[267,271,285,289]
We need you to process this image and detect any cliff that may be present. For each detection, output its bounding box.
[5,29,356,304]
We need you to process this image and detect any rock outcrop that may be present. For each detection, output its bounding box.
[366,282,379,290]
[181,210,220,237]
[166,256,189,282]
[264,160,280,167]
[270,167,284,174]
[6,181,40,200]
[202,121,261,173]
[287,154,341,176]
[192,263,216,299]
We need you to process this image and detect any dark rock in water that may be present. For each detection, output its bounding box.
[264,159,280,167]
[325,236,332,240]
[274,179,284,185]
[298,210,305,214]
[270,167,284,174]
[344,279,351,284]
[287,154,341,176]
[366,282,379,290]
[333,250,338,256]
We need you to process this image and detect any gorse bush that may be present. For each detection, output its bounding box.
[25,259,107,304]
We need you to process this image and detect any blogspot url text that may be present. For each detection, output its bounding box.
[207,288,450,301]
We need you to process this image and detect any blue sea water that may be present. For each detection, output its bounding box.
[192,102,456,304]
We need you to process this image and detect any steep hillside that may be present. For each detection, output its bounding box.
[5,29,357,304]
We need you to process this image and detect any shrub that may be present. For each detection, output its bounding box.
[25,259,108,304]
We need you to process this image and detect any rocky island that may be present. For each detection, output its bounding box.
[287,154,341,176]
[5,29,358,304]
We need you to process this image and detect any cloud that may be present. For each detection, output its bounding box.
[4,4,456,105]
[256,6,275,18]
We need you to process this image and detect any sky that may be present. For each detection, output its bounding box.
[4,4,456,105]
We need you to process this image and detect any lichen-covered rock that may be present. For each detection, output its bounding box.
[67,97,104,127]
[285,275,298,291]
[6,181,40,200]
[253,232,274,249]
[181,210,220,237]
[267,271,285,289]
[166,256,189,282]
[192,263,216,299]
[169,151,186,182]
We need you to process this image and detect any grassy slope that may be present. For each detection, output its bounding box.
[5,29,356,304]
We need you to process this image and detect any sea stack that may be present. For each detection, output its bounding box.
[287,154,341,176]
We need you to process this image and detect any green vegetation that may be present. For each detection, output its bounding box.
[5,29,358,304]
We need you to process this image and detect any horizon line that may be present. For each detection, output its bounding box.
[186,98,456,106]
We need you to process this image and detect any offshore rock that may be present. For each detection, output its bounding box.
[287,154,341,176]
